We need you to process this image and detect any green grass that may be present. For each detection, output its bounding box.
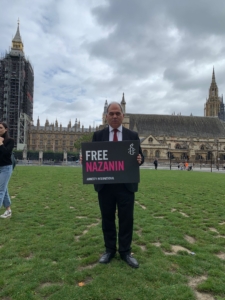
[0,167,225,300]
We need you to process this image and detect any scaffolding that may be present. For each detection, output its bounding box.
[17,112,31,150]
[0,52,34,148]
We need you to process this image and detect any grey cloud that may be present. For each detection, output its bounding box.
[1,0,225,128]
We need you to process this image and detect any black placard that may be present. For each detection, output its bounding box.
[82,140,140,184]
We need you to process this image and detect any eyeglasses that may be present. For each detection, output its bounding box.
[108,112,122,117]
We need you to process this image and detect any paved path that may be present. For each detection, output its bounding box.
[141,164,225,173]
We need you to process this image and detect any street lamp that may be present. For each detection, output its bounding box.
[210,152,212,173]
[217,139,220,171]
[168,145,171,170]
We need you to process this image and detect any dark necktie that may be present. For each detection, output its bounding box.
[113,129,118,141]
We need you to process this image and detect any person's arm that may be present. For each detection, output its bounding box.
[0,139,14,154]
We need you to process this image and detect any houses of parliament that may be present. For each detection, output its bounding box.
[1,23,225,162]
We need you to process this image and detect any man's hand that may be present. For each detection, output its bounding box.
[137,154,142,165]
[0,137,4,146]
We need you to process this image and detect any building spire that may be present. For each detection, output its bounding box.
[11,20,24,55]
[121,93,126,113]
[204,68,221,118]
[209,67,218,98]
[104,99,108,114]
[212,67,216,84]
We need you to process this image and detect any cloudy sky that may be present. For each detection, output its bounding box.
[1,0,225,128]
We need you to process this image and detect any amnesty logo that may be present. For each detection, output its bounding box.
[128,143,136,155]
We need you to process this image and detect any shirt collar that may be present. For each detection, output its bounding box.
[109,125,123,132]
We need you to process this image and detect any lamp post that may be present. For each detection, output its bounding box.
[217,139,219,171]
[168,146,171,170]
[210,152,212,173]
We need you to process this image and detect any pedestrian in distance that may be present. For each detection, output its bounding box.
[153,158,158,170]
[0,122,14,219]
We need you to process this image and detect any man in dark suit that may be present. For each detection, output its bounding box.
[92,102,144,268]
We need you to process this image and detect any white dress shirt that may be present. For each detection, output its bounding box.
[109,125,123,141]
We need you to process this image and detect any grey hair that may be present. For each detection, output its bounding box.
[107,102,124,114]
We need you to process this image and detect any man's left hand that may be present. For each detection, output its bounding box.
[137,154,142,165]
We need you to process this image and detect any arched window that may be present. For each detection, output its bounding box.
[181,153,188,159]
[200,145,205,150]
[155,150,160,158]
[195,154,203,160]
[143,150,148,158]
[148,137,153,143]
[175,144,181,149]
[207,151,213,160]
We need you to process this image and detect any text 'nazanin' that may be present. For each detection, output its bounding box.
[86,161,124,172]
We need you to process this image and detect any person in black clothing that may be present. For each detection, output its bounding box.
[91,102,144,268]
[153,158,158,170]
[0,122,14,218]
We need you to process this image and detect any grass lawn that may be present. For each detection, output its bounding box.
[0,166,225,300]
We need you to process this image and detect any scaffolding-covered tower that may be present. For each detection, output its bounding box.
[0,21,34,149]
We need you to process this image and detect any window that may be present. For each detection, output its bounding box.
[155,150,160,158]
[148,137,153,143]
[143,150,148,157]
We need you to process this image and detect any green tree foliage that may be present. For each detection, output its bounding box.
[27,151,39,160]
[74,132,94,150]
[43,151,63,161]
[67,151,80,161]
[13,150,23,160]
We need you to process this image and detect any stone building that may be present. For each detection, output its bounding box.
[27,117,98,152]
[102,80,225,163]
[128,114,225,162]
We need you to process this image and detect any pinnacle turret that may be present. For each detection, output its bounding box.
[209,67,218,98]
[212,67,216,84]
[121,93,126,113]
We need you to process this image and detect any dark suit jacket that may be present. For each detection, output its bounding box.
[92,126,144,193]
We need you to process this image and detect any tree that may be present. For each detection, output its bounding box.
[74,132,94,151]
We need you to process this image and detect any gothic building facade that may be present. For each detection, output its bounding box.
[102,82,225,163]
[27,118,98,152]
[0,22,34,148]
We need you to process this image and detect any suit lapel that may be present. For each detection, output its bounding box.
[102,127,110,141]
[122,127,130,140]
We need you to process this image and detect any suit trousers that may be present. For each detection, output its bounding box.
[98,183,134,256]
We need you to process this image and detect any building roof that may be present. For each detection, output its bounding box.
[12,25,22,43]
[127,114,225,138]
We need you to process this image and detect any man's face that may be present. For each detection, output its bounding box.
[106,103,124,129]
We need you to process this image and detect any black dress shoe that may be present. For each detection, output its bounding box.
[121,254,139,268]
[99,252,115,264]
